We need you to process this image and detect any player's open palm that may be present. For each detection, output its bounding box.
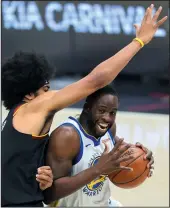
[134,4,167,45]
[96,139,134,175]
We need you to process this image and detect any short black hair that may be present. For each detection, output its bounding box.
[85,85,118,105]
[2,51,53,110]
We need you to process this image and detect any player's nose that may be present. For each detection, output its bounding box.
[102,114,112,124]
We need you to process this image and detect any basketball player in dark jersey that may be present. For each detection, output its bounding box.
[1,4,167,207]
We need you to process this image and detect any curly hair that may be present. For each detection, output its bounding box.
[2,51,53,110]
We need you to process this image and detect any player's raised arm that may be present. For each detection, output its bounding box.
[32,4,167,113]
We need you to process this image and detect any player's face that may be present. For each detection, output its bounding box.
[89,94,118,137]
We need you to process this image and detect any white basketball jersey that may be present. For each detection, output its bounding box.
[54,116,115,207]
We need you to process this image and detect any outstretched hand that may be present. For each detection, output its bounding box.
[95,139,134,175]
[134,4,167,45]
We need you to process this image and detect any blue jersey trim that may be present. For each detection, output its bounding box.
[108,129,115,145]
[59,123,83,165]
[69,116,102,146]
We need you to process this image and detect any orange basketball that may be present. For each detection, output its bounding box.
[109,146,150,189]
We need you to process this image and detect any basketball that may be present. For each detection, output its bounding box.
[109,146,150,189]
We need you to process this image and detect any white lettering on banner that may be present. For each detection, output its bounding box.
[2,1,44,30]
[2,1,167,37]
[2,1,20,29]
[63,3,80,32]
[45,2,63,32]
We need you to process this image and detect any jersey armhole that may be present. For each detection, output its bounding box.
[13,103,27,117]
[59,123,83,166]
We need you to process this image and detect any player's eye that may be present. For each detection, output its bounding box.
[99,109,105,114]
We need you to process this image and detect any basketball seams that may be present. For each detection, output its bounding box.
[113,165,149,185]
[109,151,145,180]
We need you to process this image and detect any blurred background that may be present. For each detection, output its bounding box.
[1,1,169,206]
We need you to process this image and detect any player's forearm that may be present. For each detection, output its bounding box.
[42,40,141,113]
[43,166,101,204]
[89,40,141,88]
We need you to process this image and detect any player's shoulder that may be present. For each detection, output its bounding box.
[48,124,81,158]
[49,125,81,153]
[51,123,80,142]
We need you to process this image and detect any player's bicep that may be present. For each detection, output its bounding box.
[46,126,80,179]
[50,157,73,180]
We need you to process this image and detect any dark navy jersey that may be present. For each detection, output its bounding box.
[1,103,49,206]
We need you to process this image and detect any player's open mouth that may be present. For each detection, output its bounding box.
[97,123,109,132]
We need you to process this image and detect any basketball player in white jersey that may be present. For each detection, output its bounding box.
[42,85,154,207]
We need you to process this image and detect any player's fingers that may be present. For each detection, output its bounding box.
[110,138,124,153]
[148,169,154,177]
[38,168,53,178]
[146,4,154,22]
[116,166,133,172]
[148,165,154,171]
[136,143,149,157]
[38,166,51,170]
[156,16,168,28]
[141,6,150,24]
[147,158,154,168]
[36,173,52,183]
[150,165,154,169]
[117,155,134,164]
[115,143,131,157]
[144,150,152,160]
[135,142,142,148]
[36,178,46,184]
[36,174,52,183]
[152,6,162,22]
[36,180,52,190]
[103,143,109,154]
[36,178,52,185]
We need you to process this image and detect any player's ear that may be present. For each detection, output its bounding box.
[24,93,35,101]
